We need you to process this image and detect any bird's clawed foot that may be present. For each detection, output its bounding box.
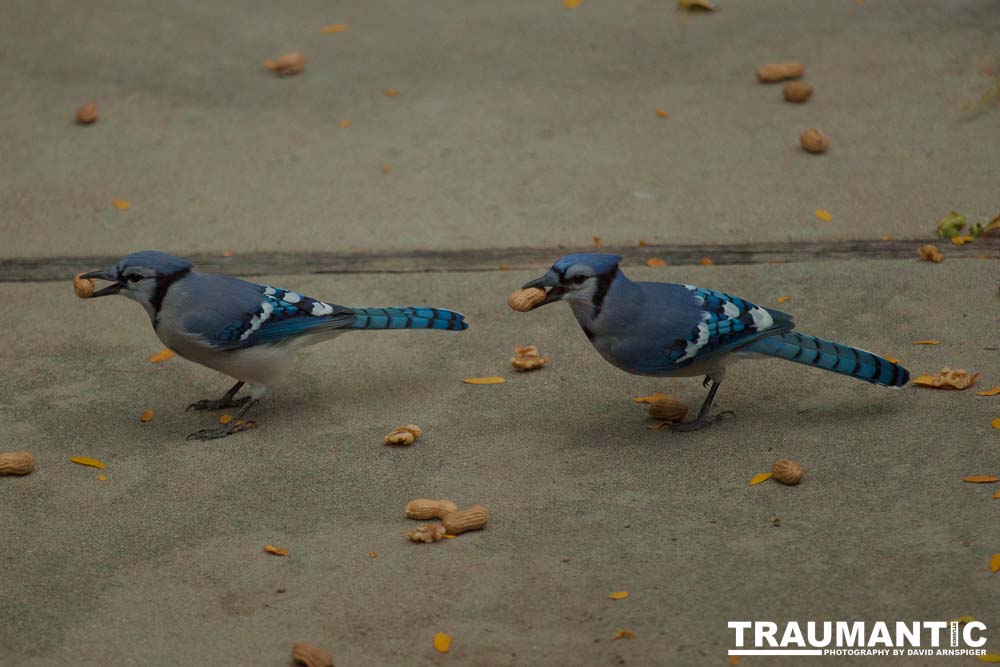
[186,396,251,412]
[670,410,735,432]
[186,420,257,441]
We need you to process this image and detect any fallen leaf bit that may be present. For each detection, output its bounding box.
[70,456,105,470]
[463,376,506,385]
[433,632,453,654]
[265,52,305,76]
[150,348,175,363]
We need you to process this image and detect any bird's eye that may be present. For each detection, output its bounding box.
[571,275,588,285]
[126,274,142,283]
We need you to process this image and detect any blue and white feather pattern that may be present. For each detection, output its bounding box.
[206,283,467,349]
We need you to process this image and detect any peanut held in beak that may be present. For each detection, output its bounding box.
[73,273,95,299]
[507,287,546,312]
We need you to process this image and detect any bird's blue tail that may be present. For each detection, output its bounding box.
[747,332,909,387]
[350,307,468,331]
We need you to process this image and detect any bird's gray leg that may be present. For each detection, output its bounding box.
[186,397,259,441]
[186,381,250,411]
[670,377,734,432]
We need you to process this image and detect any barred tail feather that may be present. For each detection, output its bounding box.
[350,307,468,331]
[747,332,909,387]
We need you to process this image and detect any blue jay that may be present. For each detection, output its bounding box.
[521,253,909,431]
[80,251,468,440]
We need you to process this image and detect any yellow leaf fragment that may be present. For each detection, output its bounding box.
[729,657,741,666]
[463,376,506,385]
[700,257,714,266]
[814,209,832,222]
[70,456,105,470]
[433,632,452,653]
[442,533,457,539]
[994,489,1000,499]
[677,0,716,11]
[222,249,235,257]
[991,554,1000,574]
[951,235,974,246]
[646,257,667,267]
[613,630,637,640]
[384,88,400,97]
[979,654,1000,663]
[993,418,1000,430]
[369,551,377,558]
[264,545,288,556]
[951,615,976,624]
[776,296,791,304]
[976,387,1000,396]
[112,198,131,210]
[884,355,900,364]
[633,392,671,404]
[881,235,892,241]
[608,591,629,600]
[97,474,107,482]
[219,414,233,425]
[149,348,175,363]
[911,339,941,345]
[962,475,998,483]
[320,23,348,33]
[338,119,352,128]
[655,108,669,118]
[139,409,154,423]
[638,240,648,246]
[912,367,978,390]
[750,472,773,486]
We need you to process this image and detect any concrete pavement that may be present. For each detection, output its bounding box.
[1,260,998,666]
[2,0,999,258]
[2,0,1000,664]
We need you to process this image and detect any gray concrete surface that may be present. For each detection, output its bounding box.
[1,261,998,666]
[2,0,999,258]
[2,0,1000,665]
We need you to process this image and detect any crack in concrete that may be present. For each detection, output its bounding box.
[2,239,996,282]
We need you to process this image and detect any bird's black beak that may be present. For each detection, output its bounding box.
[80,267,123,297]
[521,275,566,309]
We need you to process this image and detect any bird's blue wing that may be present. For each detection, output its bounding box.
[662,285,795,368]
[181,276,354,350]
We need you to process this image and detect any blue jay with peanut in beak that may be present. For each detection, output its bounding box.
[519,253,909,431]
[80,251,468,440]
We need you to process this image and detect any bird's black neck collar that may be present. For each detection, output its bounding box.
[151,268,191,324]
